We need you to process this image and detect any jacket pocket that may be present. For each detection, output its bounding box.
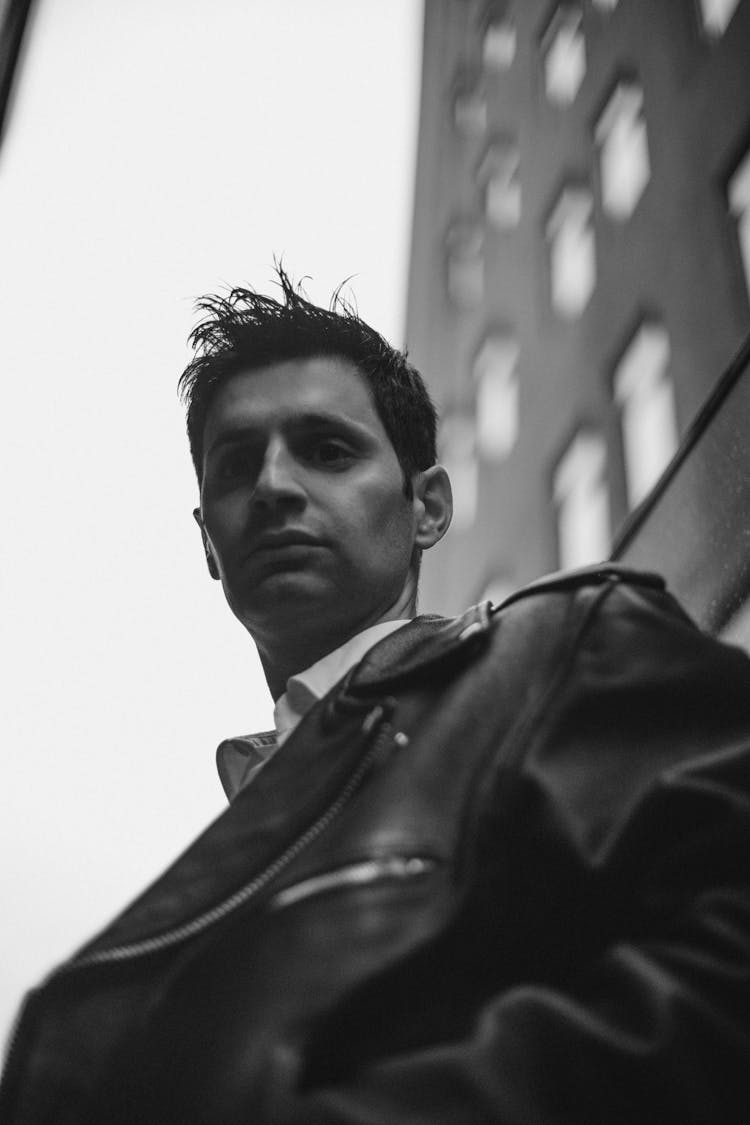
[269,855,438,911]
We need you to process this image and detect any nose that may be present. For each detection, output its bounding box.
[251,435,306,512]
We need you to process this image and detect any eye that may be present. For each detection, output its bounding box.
[309,439,354,467]
[217,450,254,480]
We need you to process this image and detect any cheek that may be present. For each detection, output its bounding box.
[202,503,245,566]
[352,485,415,565]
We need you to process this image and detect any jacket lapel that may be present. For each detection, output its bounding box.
[347,602,492,690]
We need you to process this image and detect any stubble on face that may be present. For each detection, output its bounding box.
[197,356,420,684]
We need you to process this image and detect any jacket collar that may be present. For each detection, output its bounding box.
[346,601,493,689]
[275,618,412,735]
[219,600,494,772]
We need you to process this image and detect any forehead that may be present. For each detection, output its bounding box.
[203,355,386,445]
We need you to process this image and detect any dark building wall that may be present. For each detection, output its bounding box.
[0,0,35,155]
[406,0,750,615]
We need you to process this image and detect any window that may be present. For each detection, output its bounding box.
[729,149,750,297]
[453,88,487,137]
[546,186,596,318]
[553,431,611,568]
[483,17,517,70]
[596,82,650,220]
[592,0,618,10]
[478,140,521,229]
[698,0,740,36]
[543,6,586,106]
[473,334,520,460]
[446,222,484,308]
[439,412,478,531]
[614,323,678,508]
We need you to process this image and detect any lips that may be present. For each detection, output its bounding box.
[247,530,324,557]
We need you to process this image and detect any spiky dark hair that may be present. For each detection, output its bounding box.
[178,266,437,497]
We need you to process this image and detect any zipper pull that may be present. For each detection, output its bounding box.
[361,703,385,735]
[361,693,400,735]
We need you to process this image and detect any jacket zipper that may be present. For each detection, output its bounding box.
[82,706,399,967]
[0,704,401,1107]
[68,706,395,970]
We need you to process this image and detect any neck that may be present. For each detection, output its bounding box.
[253,583,417,700]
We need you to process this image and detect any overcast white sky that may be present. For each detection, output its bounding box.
[0,0,423,1036]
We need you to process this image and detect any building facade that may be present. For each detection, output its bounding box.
[406,0,750,615]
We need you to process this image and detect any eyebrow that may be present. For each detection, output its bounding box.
[205,411,372,459]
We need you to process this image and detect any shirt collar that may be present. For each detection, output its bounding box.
[217,618,412,800]
[273,618,411,744]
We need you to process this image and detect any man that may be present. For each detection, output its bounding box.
[3,271,750,1123]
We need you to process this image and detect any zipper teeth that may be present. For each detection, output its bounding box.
[70,712,394,969]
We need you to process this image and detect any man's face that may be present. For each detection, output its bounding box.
[196,355,422,642]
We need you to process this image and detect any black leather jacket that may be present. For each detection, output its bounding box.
[3,565,750,1123]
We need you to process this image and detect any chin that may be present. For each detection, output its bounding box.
[231,571,335,617]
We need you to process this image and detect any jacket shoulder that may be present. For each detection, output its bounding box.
[492,563,666,613]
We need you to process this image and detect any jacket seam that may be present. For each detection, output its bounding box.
[456,578,624,880]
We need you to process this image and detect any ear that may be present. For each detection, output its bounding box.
[193,508,221,581]
[412,465,453,551]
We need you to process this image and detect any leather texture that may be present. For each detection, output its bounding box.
[3,565,750,1124]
